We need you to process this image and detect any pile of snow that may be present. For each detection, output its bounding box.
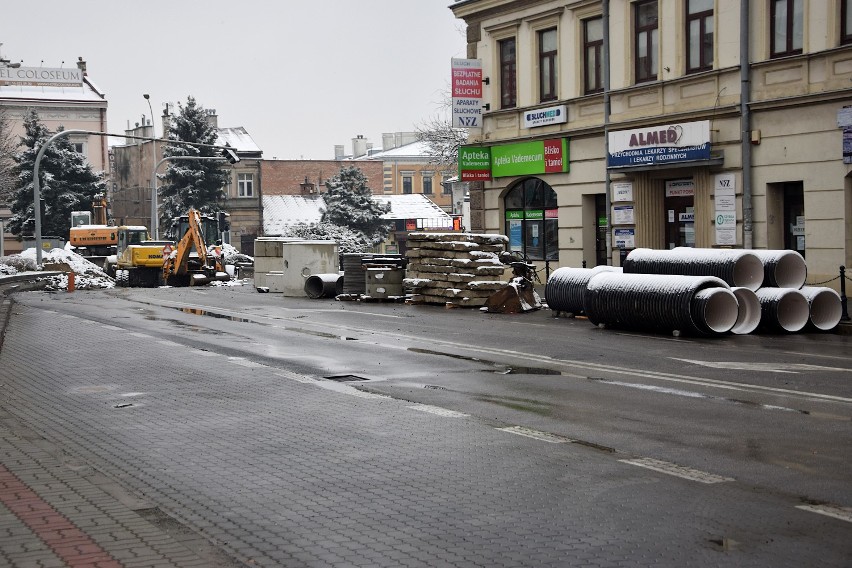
[15,248,114,290]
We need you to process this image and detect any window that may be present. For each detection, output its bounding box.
[539,28,558,102]
[771,0,803,57]
[504,178,559,261]
[442,181,452,195]
[634,0,659,83]
[422,175,433,195]
[402,175,413,194]
[499,38,517,108]
[237,173,254,198]
[842,0,852,45]
[686,0,714,73]
[584,17,603,94]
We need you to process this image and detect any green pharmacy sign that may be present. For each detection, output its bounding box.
[492,139,569,178]
[459,146,492,181]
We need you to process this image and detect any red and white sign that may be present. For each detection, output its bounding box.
[451,58,483,129]
[162,244,173,260]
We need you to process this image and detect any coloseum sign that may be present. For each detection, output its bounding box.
[0,66,83,87]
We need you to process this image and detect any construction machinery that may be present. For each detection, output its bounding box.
[112,226,174,288]
[161,208,230,286]
[69,194,116,268]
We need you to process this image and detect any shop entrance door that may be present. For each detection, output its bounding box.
[595,193,607,266]
[783,182,805,258]
[664,179,695,248]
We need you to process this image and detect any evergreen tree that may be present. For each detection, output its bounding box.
[321,166,391,246]
[158,96,229,236]
[7,109,106,239]
[280,221,373,253]
[0,107,17,205]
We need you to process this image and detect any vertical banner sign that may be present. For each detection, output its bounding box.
[458,146,492,181]
[452,59,483,128]
[714,173,737,245]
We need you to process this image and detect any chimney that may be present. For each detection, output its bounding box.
[205,108,218,129]
[76,56,87,75]
[334,145,345,160]
[352,134,367,158]
[382,133,395,151]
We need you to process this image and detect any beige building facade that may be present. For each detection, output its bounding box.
[450,0,852,288]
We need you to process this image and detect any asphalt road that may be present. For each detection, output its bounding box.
[1,283,850,567]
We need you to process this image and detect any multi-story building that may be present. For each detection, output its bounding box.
[0,56,108,254]
[450,0,852,287]
[111,108,263,253]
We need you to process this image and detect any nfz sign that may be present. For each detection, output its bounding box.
[452,58,483,128]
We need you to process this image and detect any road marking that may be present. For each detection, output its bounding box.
[796,504,852,523]
[227,357,266,368]
[102,324,123,331]
[673,359,849,374]
[408,404,469,418]
[129,332,152,338]
[497,426,573,443]
[620,458,734,484]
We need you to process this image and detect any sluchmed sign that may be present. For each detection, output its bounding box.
[452,59,483,128]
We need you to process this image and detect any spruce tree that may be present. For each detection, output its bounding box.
[8,109,106,239]
[321,166,391,245]
[0,107,17,204]
[158,96,229,236]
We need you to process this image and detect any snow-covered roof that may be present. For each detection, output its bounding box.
[0,78,105,103]
[373,194,452,220]
[353,140,432,160]
[217,127,261,154]
[262,195,325,235]
[262,193,451,236]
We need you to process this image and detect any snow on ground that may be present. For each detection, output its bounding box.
[0,247,251,291]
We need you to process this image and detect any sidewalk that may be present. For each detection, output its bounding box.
[0,296,219,568]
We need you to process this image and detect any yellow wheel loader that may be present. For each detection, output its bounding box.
[112,226,174,288]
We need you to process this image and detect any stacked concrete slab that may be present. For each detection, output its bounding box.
[404,232,510,307]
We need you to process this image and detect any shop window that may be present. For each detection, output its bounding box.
[686,0,714,73]
[499,38,517,108]
[771,0,803,58]
[634,0,659,83]
[539,28,558,102]
[504,178,558,261]
[237,173,254,198]
[584,17,603,94]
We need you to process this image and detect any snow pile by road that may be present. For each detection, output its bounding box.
[18,247,115,290]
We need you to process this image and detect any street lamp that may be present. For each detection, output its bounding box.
[143,94,158,238]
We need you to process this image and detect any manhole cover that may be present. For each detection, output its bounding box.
[323,374,369,382]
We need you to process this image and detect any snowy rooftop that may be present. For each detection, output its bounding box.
[353,140,432,160]
[262,193,451,235]
[217,127,261,154]
[0,79,105,103]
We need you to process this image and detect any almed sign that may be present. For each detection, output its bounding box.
[452,59,483,128]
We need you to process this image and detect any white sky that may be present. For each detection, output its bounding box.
[1,1,466,160]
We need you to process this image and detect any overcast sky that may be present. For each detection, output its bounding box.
[2,1,466,160]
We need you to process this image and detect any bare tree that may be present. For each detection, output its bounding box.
[415,87,468,176]
[0,106,17,204]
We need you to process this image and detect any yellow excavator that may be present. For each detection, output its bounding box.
[112,226,173,288]
[162,208,230,286]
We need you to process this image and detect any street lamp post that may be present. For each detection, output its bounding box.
[143,94,158,238]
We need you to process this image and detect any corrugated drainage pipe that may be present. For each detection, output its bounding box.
[747,250,807,289]
[798,286,842,331]
[584,273,731,335]
[691,287,740,334]
[304,273,343,299]
[545,265,619,314]
[729,287,761,335]
[623,248,764,291]
[755,288,809,332]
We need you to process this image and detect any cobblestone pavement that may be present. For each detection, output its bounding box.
[1,293,851,567]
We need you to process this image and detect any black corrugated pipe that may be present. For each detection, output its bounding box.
[545,266,620,314]
[799,286,843,331]
[584,273,735,336]
[755,288,809,332]
[748,249,807,289]
[304,273,344,299]
[623,248,764,290]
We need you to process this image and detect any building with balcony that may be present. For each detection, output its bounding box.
[450,0,852,287]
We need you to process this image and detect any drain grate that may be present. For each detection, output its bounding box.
[323,374,369,382]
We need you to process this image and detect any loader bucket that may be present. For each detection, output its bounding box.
[484,278,542,314]
[215,271,230,282]
[191,273,212,286]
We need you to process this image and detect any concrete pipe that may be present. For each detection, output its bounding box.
[798,286,842,331]
[584,272,730,335]
[748,250,807,289]
[624,248,764,291]
[729,287,761,335]
[304,273,343,299]
[755,288,809,333]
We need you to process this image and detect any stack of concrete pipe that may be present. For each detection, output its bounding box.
[545,247,842,335]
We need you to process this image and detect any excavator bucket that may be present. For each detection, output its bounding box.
[484,277,542,314]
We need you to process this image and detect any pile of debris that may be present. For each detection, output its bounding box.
[403,232,509,308]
